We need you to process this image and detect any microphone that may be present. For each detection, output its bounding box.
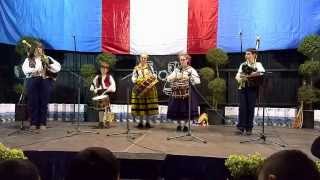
[22,40,32,48]
[255,36,260,50]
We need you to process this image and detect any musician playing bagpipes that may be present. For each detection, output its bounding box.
[131,53,159,129]
[89,61,116,127]
[22,40,61,130]
[235,48,265,135]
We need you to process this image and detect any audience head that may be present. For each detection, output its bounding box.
[66,147,120,180]
[0,159,40,180]
[258,149,320,180]
[311,136,320,159]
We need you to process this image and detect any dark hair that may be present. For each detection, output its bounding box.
[66,147,120,180]
[246,48,257,54]
[311,136,320,159]
[0,159,40,180]
[258,150,320,180]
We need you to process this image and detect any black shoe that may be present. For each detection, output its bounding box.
[183,126,188,132]
[137,122,144,129]
[145,122,152,129]
[176,125,182,132]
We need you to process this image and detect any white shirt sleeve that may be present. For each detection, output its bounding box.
[47,56,61,73]
[235,63,243,81]
[167,69,178,82]
[131,68,138,83]
[90,75,99,92]
[256,62,265,73]
[190,67,200,85]
[106,75,116,93]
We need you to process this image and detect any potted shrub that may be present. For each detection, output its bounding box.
[225,153,265,180]
[0,143,27,160]
[297,35,320,128]
[199,48,229,125]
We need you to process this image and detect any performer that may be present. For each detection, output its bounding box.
[22,41,61,130]
[235,48,265,135]
[167,53,200,132]
[131,53,159,128]
[90,61,116,126]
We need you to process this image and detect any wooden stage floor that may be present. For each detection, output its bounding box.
[0,121,319,160]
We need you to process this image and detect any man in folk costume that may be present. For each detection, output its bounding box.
[90,61,116,127]
[131,53,159,129]
[235,48,265,135]
[22,40,61,130]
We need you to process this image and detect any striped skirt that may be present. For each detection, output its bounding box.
[131,87,159,117]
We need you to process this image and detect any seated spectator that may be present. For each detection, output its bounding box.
[0,159,41,180]
[66,147,120,180]
[311,136,320,159]
[258,149,320,180]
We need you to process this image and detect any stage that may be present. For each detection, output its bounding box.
[0,121,318,180]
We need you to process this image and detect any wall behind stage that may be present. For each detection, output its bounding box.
[1,43,316,108]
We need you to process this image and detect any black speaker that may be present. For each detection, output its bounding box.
[302,110,314,129]
[15,104,29,122]
[85,106,99,122]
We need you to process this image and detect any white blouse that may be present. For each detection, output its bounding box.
[90,74,116,93]
[22,56,61,78]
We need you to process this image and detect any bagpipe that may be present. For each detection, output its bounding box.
[241,63,263,88]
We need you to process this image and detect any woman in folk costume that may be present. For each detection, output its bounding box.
[167,53,200,132]
[131,53,159,129]
[90,61,116,127]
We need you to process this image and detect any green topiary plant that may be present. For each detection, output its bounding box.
[80,64,97,88]
[298,35,320,60]
[96,52,117,69]
[225,153,265,179]
[200,48,229,110]
[0,143,27,160]
[199,67,215,82]
[298,84,320,105]
[208,78,226,110]
[297,35,320,107]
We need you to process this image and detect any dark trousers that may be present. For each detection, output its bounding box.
[27,77,53,126]
[237,86,258,131]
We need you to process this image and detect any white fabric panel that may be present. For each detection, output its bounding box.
[130,0,188,55]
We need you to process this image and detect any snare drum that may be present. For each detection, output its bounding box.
[92,94,110,110]
[171,80,189,99]
[134,75,158,96]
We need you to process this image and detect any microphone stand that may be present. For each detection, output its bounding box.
[167,72,207,143]
[239,73,286,147]
[66,35,98,136]
[106,73,143,139]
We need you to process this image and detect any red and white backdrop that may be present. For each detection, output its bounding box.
[102,0,218,55]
